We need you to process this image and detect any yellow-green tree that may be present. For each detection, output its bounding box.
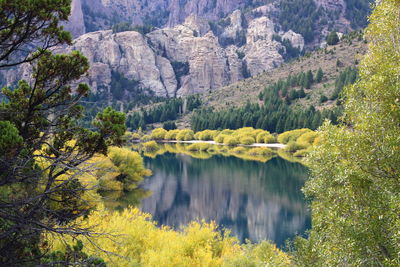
[293,1,400,266]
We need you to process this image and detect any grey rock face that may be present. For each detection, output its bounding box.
[4,11,303,98]
[56,13,297,97]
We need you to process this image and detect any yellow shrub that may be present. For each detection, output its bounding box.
[131,132,141,140]
[277,129,312,144]
[176,130,194,141]
[220,129,234,135]
[297,131,318,146]
[165,129,180,140]
[223,136,240,146]
[151,128,168,140]
[239,136,255,145]
[264,134,276,144]
[141,135,151,141]
[197,130,220,141]
[214,134,227,143]
[93,147,151,192]
[284,141,308,153]
[194,131,202,140]
[50,206,290,267]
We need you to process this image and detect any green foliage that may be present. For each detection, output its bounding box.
[331,66,358,100]
[344,0,373,29]
[0,0,73,68]
[326,31,340,45]
[162,121,177,130]
[127,96,201,130]
[43,240,106,267]
[294,1,400,265]
[0,121,23,155]
[276,0,322,43]
[93,107,127,149]
[109,71,141,101]
[191,72,339,133]
[171,61,190,87]
[315,67,324,83]
[112,22,154,34]
[0,2,127,264]
[278,38,303,61]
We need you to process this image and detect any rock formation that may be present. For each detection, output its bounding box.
[3,11,305,98]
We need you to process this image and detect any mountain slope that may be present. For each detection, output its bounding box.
[200,32,367,110]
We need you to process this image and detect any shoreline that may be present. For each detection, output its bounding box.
[133,139,286,149]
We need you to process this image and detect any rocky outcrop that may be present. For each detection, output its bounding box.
[4,11,304,98]
[243,17,283,76]
[166,0,248,26]
[282,30,305,51]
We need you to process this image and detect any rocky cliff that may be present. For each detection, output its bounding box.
[46,11,302,97]
[2,0,371,99]
[2,10,302,98]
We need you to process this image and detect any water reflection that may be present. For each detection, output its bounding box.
[138,152,311,247]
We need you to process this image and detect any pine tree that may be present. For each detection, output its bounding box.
[316,67,324,83]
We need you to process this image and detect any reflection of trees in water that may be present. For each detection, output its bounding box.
[101,188,151,211]
[137,153,310,246]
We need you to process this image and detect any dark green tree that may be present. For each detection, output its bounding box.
[326,31,340,45]
[0,1,126,265]
[315,67,324,83]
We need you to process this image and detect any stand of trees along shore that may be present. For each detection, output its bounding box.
[1,0,399,266]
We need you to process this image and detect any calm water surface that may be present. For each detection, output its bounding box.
[117,152,311,247]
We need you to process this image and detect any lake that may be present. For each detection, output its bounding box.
[114,148,311,247]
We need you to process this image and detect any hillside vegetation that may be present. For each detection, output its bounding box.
[200,32,367,110]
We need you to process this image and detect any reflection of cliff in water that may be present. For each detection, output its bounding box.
[139,153,311,246]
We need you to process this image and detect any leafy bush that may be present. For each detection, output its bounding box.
[214,134,227,143]
[277,129,312,144]
[297,131,318,146]
[165,129,180,140]
[256,131,274,143]
[284,141,308,152]
[151,128,168,140]
[239,136,255,145]
[130,132,141,140]
[50,207,291,266]
[196,130,220,141]
[223,136,240,146]
[141,135,151,141]
[220,129,234,135]
[93,147,151,192]
[176,129,194,141]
